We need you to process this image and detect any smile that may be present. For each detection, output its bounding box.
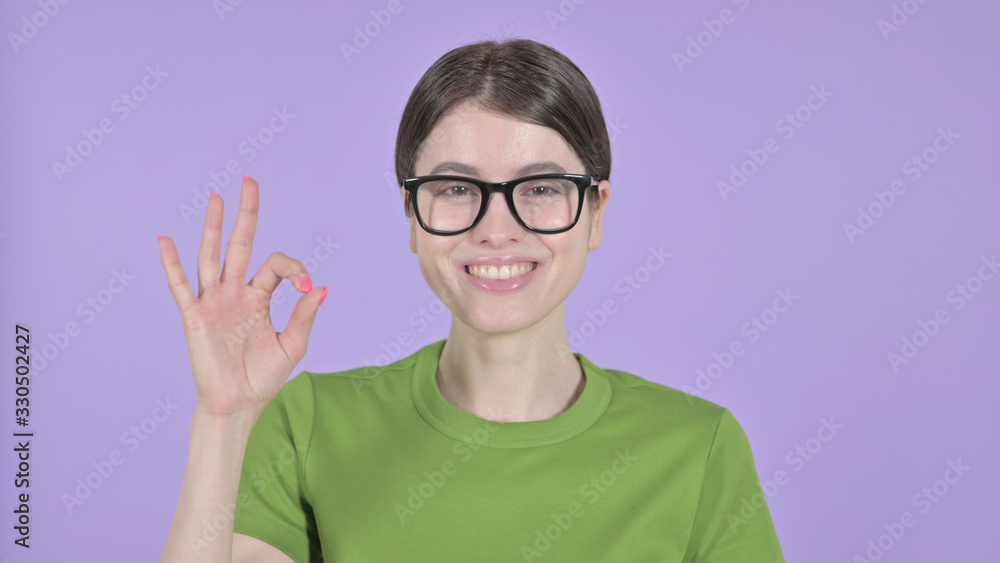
[465,263,537,280]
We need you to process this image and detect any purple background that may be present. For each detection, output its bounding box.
[2,1,998,561]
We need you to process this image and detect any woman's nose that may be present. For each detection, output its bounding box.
[473,191,523,239]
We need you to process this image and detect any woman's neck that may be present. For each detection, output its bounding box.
[435,311,586,423]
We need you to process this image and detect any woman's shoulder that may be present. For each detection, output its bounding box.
[580,353,734,429]
[277,340,433,402]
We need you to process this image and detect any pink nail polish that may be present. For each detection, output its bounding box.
[300,276,313,293]
[157,234,163,241]
[319,286,329,305]
[210,192,219,199]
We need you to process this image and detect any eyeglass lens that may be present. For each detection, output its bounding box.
[415,178,579,232]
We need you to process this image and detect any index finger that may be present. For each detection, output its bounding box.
[220,175,260,284]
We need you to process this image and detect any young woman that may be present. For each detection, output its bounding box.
[159,39,785,562]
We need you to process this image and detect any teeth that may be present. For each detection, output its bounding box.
[466,262,536,280]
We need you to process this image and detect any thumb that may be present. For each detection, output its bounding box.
[278,285,327,365]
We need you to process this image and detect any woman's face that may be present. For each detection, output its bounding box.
[405,100,610,335]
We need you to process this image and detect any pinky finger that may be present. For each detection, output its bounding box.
[157,235,198,310]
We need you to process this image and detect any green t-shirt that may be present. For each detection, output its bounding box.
[233,339,785,562]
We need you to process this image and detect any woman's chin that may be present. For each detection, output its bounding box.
[453,306,550,336]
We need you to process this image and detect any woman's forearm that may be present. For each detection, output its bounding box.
[161,406,259,562]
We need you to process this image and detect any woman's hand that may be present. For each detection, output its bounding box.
[157,175,327,418]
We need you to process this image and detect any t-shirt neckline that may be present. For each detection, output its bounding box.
[411,339,612,449]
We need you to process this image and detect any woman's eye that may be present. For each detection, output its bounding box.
[435,184,472,196]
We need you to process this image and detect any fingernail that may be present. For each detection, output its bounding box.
[210,192,219,199]
[319,286,329,305]
[156,234,163,241]
[300,276,313,293]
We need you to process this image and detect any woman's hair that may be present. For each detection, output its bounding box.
[395,38,611,217]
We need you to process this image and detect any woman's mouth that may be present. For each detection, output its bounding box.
[465,262,537,280]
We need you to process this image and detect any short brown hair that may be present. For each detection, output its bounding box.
[395,38,611,216]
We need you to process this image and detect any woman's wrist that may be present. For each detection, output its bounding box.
[190,401,262,439]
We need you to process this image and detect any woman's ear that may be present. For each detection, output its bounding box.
[403,189,418,254]
[588,180,611,251]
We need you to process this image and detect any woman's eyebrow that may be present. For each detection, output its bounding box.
[428,161,569,177]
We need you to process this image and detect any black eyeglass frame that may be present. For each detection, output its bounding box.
[402,173,602,236]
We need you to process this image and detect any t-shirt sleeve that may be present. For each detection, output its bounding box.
[683,408,786,563]
[233,371,321,562]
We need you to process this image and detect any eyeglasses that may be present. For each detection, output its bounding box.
[402,173,601,236]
